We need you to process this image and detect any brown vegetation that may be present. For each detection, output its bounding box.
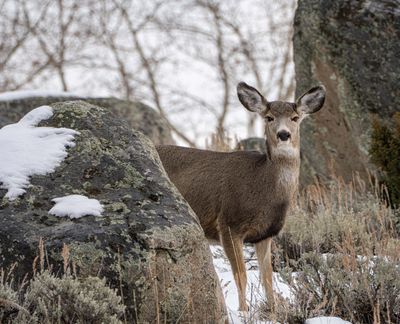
[271,175,400,323]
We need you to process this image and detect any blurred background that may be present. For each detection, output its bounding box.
[0,0,295,146]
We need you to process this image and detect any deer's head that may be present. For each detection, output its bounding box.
[237,82,325,159]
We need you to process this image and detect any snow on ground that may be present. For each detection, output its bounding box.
[306,317,351,324]
[211,245,351,324]
[0,106,79,200]
[211,245,291,324]
[0,90,82,101]
[49,195,103,219]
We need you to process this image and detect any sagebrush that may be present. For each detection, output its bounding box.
[270,176,400,323]
[0,270,125,324]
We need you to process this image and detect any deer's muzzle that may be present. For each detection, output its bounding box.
[277,130,291,141]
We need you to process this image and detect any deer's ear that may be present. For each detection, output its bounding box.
[296,85,326,115]
[237,82,268,114]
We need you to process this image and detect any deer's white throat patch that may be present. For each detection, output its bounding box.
[273,144,299,158]
[278,167,298,187]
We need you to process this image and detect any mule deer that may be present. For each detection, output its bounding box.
[156,82,325,310]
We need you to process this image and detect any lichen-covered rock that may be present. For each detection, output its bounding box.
[0,96,174,145]
[294,0,399,184]
[0,101,226,323]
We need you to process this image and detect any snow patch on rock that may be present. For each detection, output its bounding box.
[0,106,79,200]
[49,194,103,219]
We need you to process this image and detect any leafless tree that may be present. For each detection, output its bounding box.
[0,0,50,90]
[149,0,296,140]
[28,0,95,91]
[0,0,296,146]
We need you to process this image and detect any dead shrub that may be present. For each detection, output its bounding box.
[275,252,400,323]
[269,175,400,323]
[275,175,398,265]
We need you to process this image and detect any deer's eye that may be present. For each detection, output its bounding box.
[266,116,274,122]
[291,116,299,122]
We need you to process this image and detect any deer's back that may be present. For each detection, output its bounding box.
[156,145,287,241]
[156,145,267,191]
[156,145,265,197]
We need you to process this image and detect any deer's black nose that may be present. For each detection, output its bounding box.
[277,130,291,141]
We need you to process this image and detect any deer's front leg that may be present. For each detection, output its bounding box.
[255,237,275,308]
[220,229,248,311]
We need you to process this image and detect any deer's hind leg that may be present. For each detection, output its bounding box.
[255,237,275,308]
[220,228,248,311]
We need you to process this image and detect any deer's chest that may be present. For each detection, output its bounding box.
[244,201,290,244]
[277,168,298,193]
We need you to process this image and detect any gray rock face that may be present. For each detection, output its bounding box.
[0,96,174,145]
[294,0,399,184]
[0,101,226,323]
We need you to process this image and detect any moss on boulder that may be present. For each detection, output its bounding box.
[294,0,399,184]
[0,101,226,323]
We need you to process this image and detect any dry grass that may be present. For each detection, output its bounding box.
[270,174,400,323]
[276,174,398,262]
[0,242,126,324]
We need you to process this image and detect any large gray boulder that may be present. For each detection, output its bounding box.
[0,95,174,145]
[294,0,399,184]
[0,101,226,323]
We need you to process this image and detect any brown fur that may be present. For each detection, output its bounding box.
[156,82,325,310]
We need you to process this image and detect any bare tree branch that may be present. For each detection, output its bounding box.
[117,0,196,147]
[0,0,296,146]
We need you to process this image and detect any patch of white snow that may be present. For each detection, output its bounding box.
[305,317,351,324]
[0,106,79,200]
[49,195,103,219]
[211,245,351,324]
[211,245,291,324]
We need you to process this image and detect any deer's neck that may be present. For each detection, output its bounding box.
[265,136,300,161]
[266,147,300,199]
